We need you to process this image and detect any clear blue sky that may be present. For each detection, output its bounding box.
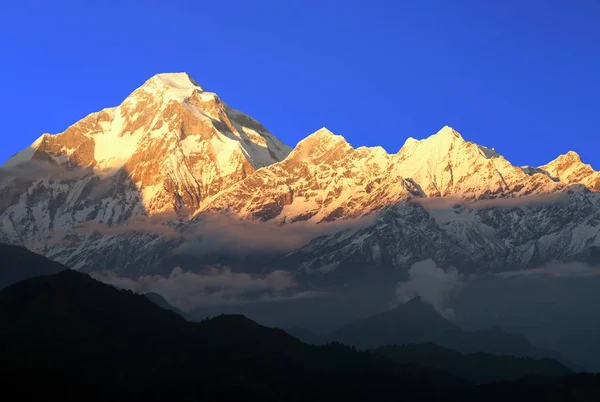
[1,0,599,168]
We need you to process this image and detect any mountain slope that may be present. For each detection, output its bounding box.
[0,243,67,290]
[144,291,188,318]
[286,189,600,277]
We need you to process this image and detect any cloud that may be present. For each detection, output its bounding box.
[409,192,570,211]
[396,259,465,318]
[92,266,326,312]
[467,192,570,209]
[495,261,600,279]
[173,212,378,256]
[54,201,380,258]
[0,160,92,185]
[72,214,183,239]
[69,212,376,257]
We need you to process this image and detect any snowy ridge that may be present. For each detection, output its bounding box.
[1,73,600,277]
[198,125,571,223]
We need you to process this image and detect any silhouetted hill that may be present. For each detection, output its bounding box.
[329,296,460,348]
[1,254,598,401]
[0,270,472,401]
[285,327,327,345]
[144,291,188,319]
[328,297,573,368]
[375,343,572,384]
[0,269,187,338]
[0,244,67,290]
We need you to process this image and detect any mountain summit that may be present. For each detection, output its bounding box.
[540,151,600,191]
[2,73,291,232]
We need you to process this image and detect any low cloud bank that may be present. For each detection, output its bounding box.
[92,266,326,312]
[176,212,378,256]
[396,259,465,318]
[410,192,570,211]
[71,211,378,256]
[73,214,183,239]
[495,261,600,279]
[0,160,92,184]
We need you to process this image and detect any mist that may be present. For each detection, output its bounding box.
[92,266,327,312]
[396,259,465,318]
[410,192,571,211]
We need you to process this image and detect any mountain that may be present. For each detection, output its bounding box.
[0,72,289,269]
[1,268,598,401]
[1,72,600,278]
[328,297,570,366]
[0,243,67,290]
[144,291,188,319]
[198,127,419,223]
[540,151,600,191]
[284,188,600,279]
[198,126,566,223]
[375,343,572,384]
[329,296,461,348]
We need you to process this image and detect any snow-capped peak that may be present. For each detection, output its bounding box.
[288,128,352,163]
[434,125,464,140]
[398,126,468,158]
[152,72,203,90]
[540,151,599,189]
[392,126,564,198]
[303,127,344,142]
[552,150,583,164]
[3,72,292,217]
[134,72,205,104]
[541,151,589,175]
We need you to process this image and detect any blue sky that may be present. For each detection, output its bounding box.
[1,0,599,168]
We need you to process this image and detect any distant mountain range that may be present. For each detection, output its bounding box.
[289,296,576,370]
[0,72,599,281]
[1,254,598,400]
